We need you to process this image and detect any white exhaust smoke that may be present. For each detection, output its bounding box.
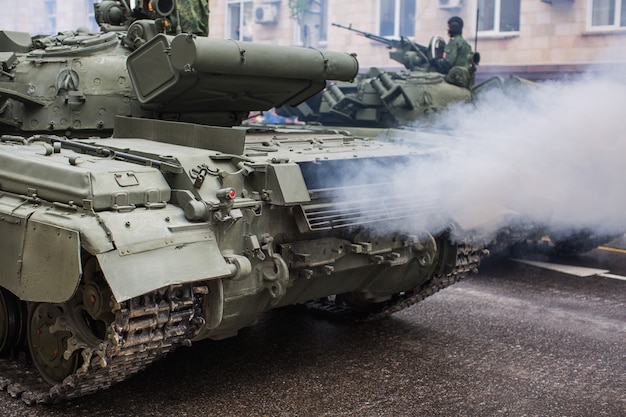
[339,72,626,245]
[398,73,626,242]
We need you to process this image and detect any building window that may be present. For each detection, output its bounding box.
[379,0,415,37]
[227,0,254,41]
[294,0,328,47]
[589,0,626,28]
[477,0,520,33]
[44,0,57,34]
[317,0,328,42]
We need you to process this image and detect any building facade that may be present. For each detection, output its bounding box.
[209,0,626,81]
[4,0,99,35]
[3,1,625,81]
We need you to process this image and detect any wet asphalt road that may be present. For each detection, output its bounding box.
[2,242,625,417]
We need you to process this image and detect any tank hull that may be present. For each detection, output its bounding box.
[0,8,487,403]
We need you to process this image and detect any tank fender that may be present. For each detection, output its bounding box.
[92,208,235,302]
[11,220,82,303]
[96,236,234,303]
[27,208,116,255]
[0,206,114,303]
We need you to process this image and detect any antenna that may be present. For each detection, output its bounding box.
[175,0,182,34]
[474,7,479,52]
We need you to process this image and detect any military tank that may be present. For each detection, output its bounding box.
[0,0,488,404]
[276,23,531,128]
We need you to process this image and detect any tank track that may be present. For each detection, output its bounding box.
[0,284,200,405]
[0,242,486,405]
[305,241,488,322]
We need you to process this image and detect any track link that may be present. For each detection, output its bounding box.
[0,241,487,405]
[0,284,199,405]
[305,241,488,322]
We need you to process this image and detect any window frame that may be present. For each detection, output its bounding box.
[586,0,626,32]
[293,0,328,47]
[226,0,254,41]
[477,0,521,37]
[378,0,415,38]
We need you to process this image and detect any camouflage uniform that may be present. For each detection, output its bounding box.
[176,0,209,37]
[440,35,472,74]
[148,0,209,37]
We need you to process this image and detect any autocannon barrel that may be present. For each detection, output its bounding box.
[169,34,359,82]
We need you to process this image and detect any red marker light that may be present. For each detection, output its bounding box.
[216,188,236,201]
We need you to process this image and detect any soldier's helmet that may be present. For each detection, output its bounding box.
[447,16,464,37]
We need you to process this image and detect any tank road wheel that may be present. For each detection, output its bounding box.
[28,303,81,385]
[0,287,26,357]
[27,257,115,386]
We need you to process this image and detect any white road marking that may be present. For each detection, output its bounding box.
[597,273,626,281]
[511,259,626,281]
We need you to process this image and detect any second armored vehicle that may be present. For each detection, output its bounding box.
[277,23,531,128]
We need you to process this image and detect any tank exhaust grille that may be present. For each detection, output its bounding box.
[294,195,445,232]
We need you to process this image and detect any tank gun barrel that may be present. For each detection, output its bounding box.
[331,22,395,47]
[332,22,431,69]
[148,0,176,17]
[332,22,429,56]
[169,35,358,81]
[127,33,359,111]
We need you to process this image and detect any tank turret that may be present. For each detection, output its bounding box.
[0,1,490,405]
[277,22,531,128]
[0,16,358,136]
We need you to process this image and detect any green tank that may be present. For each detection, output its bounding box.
[0,1,488,404]
[277,23,532,128]
[272,25,613,258]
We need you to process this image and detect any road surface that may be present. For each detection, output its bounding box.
[3,239,625,417]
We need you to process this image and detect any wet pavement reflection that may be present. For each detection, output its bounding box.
[6,244,626,417]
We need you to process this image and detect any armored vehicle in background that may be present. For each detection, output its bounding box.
[0,0,488,404]
[277,23,530,128]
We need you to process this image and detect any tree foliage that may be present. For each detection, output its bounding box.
[288,0,309,23]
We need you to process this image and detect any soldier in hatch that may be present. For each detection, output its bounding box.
[434,16,477,88]
[436,16,472,75]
